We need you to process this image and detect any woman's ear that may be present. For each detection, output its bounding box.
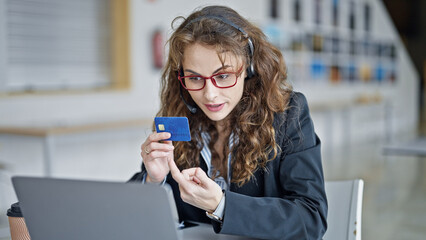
[243,67,250,81]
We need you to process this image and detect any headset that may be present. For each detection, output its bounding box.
[179,15,256,114]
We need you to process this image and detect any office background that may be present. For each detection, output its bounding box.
[0,0,425,239]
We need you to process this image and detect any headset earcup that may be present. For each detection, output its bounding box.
[245,37,255,79]
[246,64,255,79]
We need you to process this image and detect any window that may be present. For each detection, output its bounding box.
[0,0,129,93]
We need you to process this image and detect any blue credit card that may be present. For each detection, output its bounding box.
[154,117,191,141]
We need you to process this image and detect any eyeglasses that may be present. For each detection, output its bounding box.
[178,67,243,91]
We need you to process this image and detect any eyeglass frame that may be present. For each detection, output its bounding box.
[178,66,244,91]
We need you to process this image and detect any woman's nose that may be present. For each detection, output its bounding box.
[203,79,218,101]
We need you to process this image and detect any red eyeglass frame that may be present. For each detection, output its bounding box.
[178,66,243,91]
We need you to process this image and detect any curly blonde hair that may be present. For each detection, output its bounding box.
[157,5,292,186]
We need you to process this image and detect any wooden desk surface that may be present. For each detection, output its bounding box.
[0,94,386,136]
[309,94,384,112]
[383,137,426,157]
[0,118,152,137]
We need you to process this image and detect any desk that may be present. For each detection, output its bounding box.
[0,118,152,176]
[182,223,256,240]
[383,137,426,157]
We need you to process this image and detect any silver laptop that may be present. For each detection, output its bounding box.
[12,176,183,240]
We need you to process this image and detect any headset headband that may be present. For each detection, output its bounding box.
[187,15,249,38]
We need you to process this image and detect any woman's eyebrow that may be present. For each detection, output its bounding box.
[184,65,233,76]
[184,69,201,75]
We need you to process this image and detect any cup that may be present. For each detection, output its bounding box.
[6,202,31,240]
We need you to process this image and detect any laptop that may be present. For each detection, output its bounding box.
[12,176,184,240]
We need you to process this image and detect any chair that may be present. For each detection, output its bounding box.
[323,179,364,240]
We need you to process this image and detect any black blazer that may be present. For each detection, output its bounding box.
[129,92,328,240]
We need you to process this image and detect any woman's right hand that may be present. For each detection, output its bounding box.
[141,132,174,183]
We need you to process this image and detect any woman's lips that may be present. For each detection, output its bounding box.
[205,103,224,112]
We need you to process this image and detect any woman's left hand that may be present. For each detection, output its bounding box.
[168,158,223,212]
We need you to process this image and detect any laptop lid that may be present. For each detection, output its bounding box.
[12,176,181,240]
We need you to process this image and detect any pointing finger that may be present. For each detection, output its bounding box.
[168,158,185,184]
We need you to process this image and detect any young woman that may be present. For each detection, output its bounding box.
[130,5,327,240]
